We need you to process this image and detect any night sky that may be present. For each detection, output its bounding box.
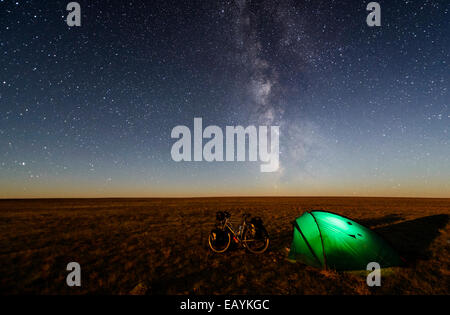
[1,0,449,198]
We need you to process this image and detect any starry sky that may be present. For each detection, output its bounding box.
[0,0,449,198]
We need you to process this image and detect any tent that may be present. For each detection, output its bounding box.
[288,210,403,270]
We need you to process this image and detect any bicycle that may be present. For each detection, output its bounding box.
[208,211,270,254]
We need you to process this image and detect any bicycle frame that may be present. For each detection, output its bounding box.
[220,217,247,241]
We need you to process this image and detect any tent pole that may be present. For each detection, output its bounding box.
[292,219,322,267]
[309,212,328,270]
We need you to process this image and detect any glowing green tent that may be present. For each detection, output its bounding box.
[288,211,403,270]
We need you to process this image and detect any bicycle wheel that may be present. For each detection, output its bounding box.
[243,224,269,254]
[208,229,231,253]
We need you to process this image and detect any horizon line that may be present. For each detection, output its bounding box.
[1,195,449,200]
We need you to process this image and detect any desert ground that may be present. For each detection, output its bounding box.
[0,197,448,294]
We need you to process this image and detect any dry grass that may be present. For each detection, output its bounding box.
[0,197,448,294]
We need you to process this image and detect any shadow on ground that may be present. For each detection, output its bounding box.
[375,214,449,262]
